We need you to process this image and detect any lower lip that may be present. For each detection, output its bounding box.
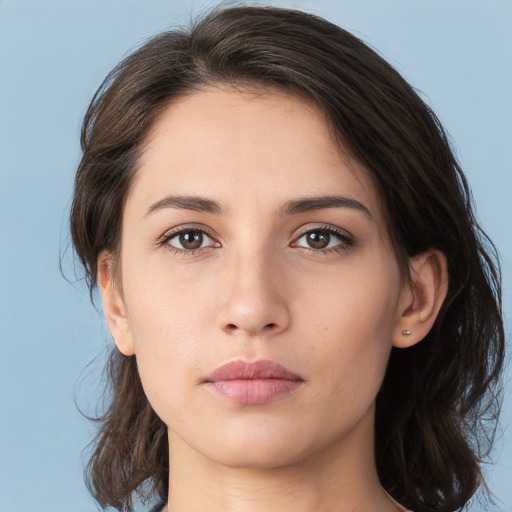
[205,379,303,405]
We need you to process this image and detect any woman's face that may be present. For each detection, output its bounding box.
[108,88,410,469]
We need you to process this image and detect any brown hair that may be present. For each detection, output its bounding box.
[70,6,505,512]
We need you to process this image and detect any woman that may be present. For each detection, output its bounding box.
[70,6,504,512]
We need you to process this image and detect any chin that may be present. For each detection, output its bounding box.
[210,442,310,470]
[194,423,324,470]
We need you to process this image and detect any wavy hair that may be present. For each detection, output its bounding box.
[70,6,505,511]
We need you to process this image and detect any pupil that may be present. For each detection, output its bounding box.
[179,230,203,250]
[307,231,330,249]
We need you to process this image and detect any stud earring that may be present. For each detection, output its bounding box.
[402,329,411,336]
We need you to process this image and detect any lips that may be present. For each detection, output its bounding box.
[203,359,304,405]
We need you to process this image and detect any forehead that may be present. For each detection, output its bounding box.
[129,87,385,226]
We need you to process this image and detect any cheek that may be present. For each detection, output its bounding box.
[124,251,215,343]
[302,255,400,340]
[120,260,214,418]
[302,257,400,399]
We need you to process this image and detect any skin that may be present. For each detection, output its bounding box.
[99,88,447,512]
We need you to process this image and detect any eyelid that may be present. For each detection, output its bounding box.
[293,223,352,238]
[156,223,354,254]
[157,224,220,250]
[290,224,355,251]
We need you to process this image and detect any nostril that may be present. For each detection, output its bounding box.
[223,322,279,333]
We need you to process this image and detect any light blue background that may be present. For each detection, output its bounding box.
[1,1,511,511]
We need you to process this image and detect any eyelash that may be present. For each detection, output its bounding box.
[292,225,355,255]
[157,225,219,256]
[157,224,355,256]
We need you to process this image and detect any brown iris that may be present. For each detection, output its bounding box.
[179,230,204,250]
[306,230,330,249]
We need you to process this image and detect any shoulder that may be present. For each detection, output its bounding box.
[149,499,166,512]
[385,492,414,512]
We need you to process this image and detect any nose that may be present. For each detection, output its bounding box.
[217,248,291,337]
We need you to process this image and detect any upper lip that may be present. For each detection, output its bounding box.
[204,359,303,382]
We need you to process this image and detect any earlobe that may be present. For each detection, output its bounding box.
[97,251,135,356]
[393,249,448,349]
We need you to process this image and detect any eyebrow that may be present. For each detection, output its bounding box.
[146,195,223,216]
[145,194,372,219]
[279,196,372,219]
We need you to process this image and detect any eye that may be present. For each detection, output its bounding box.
[292,227,353,251]
[161,228,218,252]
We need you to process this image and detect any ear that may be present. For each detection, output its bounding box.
[393,249,448,349]
[97,251,135,356]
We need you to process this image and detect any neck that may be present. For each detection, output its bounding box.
[165,409,400,512]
